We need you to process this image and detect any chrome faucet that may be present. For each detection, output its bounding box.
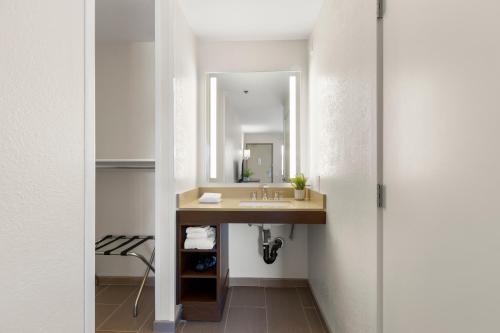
[260,184,269,200]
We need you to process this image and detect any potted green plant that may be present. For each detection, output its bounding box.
[289,173,308,200]
[242,168,253,182]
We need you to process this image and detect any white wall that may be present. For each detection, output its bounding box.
[229,224,308,279]
[0,1,85,332]
[244,132,284,183]
[174,6,198,193]
[154,0,198,322]
[383,0,500,332]
[198,40,309,279]
[95,170,155,276]
[155,0,177,323]
[96,42,155,159]
[95,42,155,277]
[308,0,378,332]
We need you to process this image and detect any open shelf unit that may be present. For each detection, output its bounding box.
[177,221,229,321]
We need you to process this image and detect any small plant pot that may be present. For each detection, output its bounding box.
[294,189,305,201]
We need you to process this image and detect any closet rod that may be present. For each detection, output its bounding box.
[96,165,155,170]
[96,159,155,170]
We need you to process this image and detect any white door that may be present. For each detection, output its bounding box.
[383,0,500,332]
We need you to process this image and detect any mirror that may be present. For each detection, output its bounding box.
[206,71,299,183]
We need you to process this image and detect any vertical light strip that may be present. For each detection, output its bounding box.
[209,77,218,179]
[281,144,285,178]
[289,75,297,177]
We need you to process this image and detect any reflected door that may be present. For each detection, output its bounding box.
[245,143,273,183]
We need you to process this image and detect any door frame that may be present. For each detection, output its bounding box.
[84,0,178,331]
[84,0,96,332]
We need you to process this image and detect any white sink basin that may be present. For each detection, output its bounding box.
[238,200,292,208]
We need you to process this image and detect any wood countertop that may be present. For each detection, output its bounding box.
[178,197,324,211]
[176,187,326,224]
[177,187,325,211]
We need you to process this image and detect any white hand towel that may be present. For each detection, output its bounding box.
[187,229,215,239]
[184,236,215,250]
[186,226,215,237]
[198,192,222,204]
[186,226,212,233]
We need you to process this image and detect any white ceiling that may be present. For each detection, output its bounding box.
[96,0,154,42]
[218,72,291,133]
[179,0,324,41]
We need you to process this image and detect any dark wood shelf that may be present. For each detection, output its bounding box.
[177,210,326,225]
[177,223,228,322]
[181,294,217,303]
[181,268,216,279]
[180,248,217,253]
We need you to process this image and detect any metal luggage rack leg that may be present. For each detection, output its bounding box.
[95,235,155,317]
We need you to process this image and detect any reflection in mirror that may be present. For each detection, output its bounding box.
[207,71,299,183]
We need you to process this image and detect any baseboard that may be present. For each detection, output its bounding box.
[153,320,175,333]
[145,305,182,333]
[229,277,308,288]
[175,304,183,323]
[96,275,155,286]
[307,281,333,333]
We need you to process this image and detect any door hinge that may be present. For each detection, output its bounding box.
[377,0,384,19]
[377,184,384,208]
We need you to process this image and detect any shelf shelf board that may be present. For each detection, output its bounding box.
[96,159,155,169]
[181,268,217,279]
[180,293,217,303]
[180,248,217,253]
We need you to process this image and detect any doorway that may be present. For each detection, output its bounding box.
[244,143,273,183]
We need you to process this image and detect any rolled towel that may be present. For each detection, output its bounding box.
[198,192,222,204]
[184,236,215,250]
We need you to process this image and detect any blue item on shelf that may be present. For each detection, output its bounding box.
[195,256,217,272]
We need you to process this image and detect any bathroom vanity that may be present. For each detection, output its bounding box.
[176,187,326,321]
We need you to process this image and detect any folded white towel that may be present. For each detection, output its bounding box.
[184,236,215,250]
[186,226,214,234]
[187,229,215,239]
[198,192,222,204]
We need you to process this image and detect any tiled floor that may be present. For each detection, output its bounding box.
[95,284,155,333]
[96,285,328,333]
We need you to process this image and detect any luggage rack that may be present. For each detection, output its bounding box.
[95,235,155,317]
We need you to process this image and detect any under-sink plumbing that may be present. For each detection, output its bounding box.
[260,225,285,264]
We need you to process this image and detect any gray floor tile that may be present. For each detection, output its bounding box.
[95,303,118,328]
[176,321,185,333]
[97,286,327,333]
[95,285,137,305]
[266,288,310,333]
[181,321,223,333]
[98,287,154,331]
[95,284,108,296]
[297,287,316,308]
[225,307,267,333]
[305,308,327,333]
[138,312,155,333]
[230,287,265,307]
